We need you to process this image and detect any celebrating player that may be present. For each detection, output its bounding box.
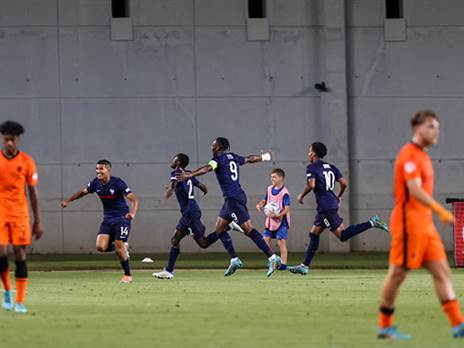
[377,111,464,339]
[61,160,138,284]
[0,121,44,313]
[256,168,291,270]
[176,137,282,277]
[288,142,389,275]
[153,153,241,279]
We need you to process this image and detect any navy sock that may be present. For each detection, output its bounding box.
[120,259,131,276]
[205,232,219,246]
[248,229,273,258]
[105,242,115,252]
[166,246,180,273]
[303,233,320,267]
[219,232,237,258]
[340,222,372,242]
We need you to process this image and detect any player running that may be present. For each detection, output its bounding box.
[176,137,282,277]
[377,111,464,339]
[61,160,138,284]
[0,121,44,313]
[288,142,389,275]
[153,153,241,279]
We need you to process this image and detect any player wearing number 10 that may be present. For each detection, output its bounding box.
[176,137,282,277]
[288,142,389,276]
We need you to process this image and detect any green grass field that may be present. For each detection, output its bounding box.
[1,253,463,348]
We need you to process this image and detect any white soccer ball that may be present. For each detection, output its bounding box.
[264,202,280,217]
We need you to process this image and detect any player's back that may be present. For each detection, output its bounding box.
[211,152,246,199]
[391,143,434,229]
[171,169,201,214]
[306,160,342,212]
[0,151,38,221]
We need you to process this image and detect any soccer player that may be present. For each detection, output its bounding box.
[61,160,138,284]
[153,153,240,279]
[176,137,282,277]
[0,121,44,313]
[377,111,464,339]
[256,168,291,270]
[288,142,389,275]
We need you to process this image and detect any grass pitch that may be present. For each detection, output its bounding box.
[1,254,463,348]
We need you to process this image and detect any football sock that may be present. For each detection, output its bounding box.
[166,246,180,273]
[205,232,220,246]
[0,257,11,291]
[443,299,464,327]
[340,222,372,242]
[378,306,394,328]
[219,232,237,258]
[303,233,320,267]
[120,259,131,276]
[15,260,27,304]
[248,229,273,258]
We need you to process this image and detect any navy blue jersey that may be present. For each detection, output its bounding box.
[87,176,131,221]
[171,169,202,214]
[209,153,246,199]
[306,160,342,212]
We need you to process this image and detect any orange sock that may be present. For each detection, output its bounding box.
[15,278,27,304]
[0,270,11,291]
[378,306,394,328]
[443,299,464,327]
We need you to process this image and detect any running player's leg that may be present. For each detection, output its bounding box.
[331,213,388,242]
[112,218,132,283]
[153,230,187,279]
[289,224,324,275]
[96,221,112,252]
[12,245,28,312]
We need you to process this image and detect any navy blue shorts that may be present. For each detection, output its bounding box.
[219,195,250,225]
[99,217,131,242]
[313,209,343,232]
[176,210,205,240]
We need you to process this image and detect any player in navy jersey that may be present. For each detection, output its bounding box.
[288,142,389,275]
[176,137,282,277]
[61,160,138,283]
[153,153,240,279]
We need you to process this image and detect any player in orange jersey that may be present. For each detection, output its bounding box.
[377,111,464,339]
[0,120,44,313]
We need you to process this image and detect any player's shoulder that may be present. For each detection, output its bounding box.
[396,143,423,161]
[111,176,127,185]
[18,151,35,164]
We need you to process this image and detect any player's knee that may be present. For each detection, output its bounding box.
[171,236,181,246]
[96,245,106,252]
[0,256,8,272]
[196,239,208,249]
[14,260,27,279]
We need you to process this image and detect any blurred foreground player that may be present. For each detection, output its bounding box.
[62,160,138,284]
[377,111,464,339]
[0,120,44,313]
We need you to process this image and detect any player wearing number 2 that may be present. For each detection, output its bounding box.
[176,137,282,277]
[288,142,389,276]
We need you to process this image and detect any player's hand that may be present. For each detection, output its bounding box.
[125,213,135,221]
[336,196,342,206]
[256,204,262,212]
[61,200,69,208]
[437,209,454,224]
[175,168,190,182]
[297,193,305,204]
[271,212,280,218]
[32,220,44,240]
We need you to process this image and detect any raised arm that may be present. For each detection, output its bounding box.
[406,178,453,224]
[61,188,89,208]
[176,164,213,181]
[28,185,44,240]
[245,152,271,164]
[298,178,315,204]
[125,192,138,220]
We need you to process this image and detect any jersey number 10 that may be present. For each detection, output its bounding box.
[323,171,336,191]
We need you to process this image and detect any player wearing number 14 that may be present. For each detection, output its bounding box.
[288,142,389,276]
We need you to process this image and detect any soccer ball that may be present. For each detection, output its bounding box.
[264,202,280,217]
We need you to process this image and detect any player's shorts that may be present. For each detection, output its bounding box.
[389,226,447,269]
[0,221,31,246]
[99,217,131,242]
[219,194,250,225]
[313,209,343,232]
[263,224,288,240]
[176,210,206,240]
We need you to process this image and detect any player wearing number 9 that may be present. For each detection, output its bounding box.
[288,142,390,276]
[175,137,282,278]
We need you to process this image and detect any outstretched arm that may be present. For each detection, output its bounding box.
[125,192,138,220]
[176,164,213,181]
[61,188,89,208]
[245,152,272,164]
[297,178,315,204]
[28,185,44,240]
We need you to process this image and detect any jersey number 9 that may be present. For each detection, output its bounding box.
[230,162,238,181]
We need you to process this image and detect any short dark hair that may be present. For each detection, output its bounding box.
[411,110,439,127]
[311,142,327,158]
[271,168,285,178]
[215,137,230,151]
[0,120,25,136]
[97,159,112,168]
[175,153,189,168]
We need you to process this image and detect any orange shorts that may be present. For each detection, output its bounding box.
[389,226,446,269]
[0,221,31,246]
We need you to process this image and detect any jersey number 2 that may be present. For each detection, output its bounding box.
[230,162,238,181]
[186,180,194,199]
[323,171,335,191]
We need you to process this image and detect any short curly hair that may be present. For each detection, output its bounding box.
[311,142,327,158]
[0,120,25,136]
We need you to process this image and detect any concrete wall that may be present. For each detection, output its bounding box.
[0,0,462,253]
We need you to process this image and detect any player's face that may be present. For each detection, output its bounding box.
[95,164,110,181]
[308,147,316,163]
[416,118,440,146]
[1,134,20,155]
[171,156,179,169]
[211,140,221,155]
[271,173,283,186]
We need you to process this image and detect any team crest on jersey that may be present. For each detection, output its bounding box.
[110,188,115,195]
[16,166,22,173]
